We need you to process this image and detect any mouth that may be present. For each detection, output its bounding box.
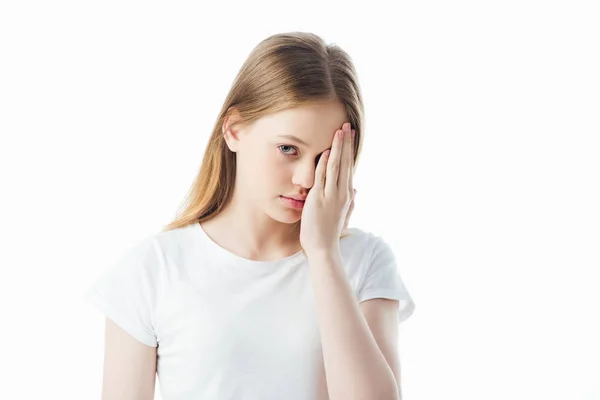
[280,195,305,209]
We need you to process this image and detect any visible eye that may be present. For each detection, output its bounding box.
[278,145,298,157]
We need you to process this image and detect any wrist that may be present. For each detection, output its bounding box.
[305,246,340,262]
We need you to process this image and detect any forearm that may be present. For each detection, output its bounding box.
[308,250,399,400]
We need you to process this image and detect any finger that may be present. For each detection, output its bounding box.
[347,129,355,199]
[325,129,344,196]
[338,123,352,194]
[343,190,356,231]
[313,149,330,192]
[348,191,356,212]
[349,129,355,183]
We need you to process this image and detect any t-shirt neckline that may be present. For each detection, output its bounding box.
[193,221,306,269]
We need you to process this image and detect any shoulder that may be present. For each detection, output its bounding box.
[109,223,198,279]
[338,226,397,278]
[340,226,390,257]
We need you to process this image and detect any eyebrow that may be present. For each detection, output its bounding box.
[277,134,309,147]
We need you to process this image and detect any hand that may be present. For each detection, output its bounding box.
[300,122,356,255]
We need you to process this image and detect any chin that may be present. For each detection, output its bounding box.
[280,215,302,224]
[270,210,302,224]
[267,200,303,224]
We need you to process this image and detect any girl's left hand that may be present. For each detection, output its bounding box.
[300,122,356,255]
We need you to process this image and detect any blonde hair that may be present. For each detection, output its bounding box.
[162,31,365,242]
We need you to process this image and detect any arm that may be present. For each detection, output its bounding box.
[309,250,400,400]
[360,298,403,399]
[101,318,157,400]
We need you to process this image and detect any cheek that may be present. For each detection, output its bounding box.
[266,156,293,184]
[262,153,294,187]
[246,147,278,170]
[241,149,291,193]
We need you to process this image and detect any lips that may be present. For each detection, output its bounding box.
[283,196,306,201]
[280,195,306,209]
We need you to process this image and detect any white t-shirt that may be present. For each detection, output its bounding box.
[85,221,415,400]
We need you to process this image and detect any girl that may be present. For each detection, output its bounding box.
[86,31,415,400]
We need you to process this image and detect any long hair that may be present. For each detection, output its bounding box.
[162,32,365,240]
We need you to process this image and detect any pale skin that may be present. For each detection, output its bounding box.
[100,101,402,400]
[300,120,402,400]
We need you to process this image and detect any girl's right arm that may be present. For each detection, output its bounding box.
[101,318,157,400]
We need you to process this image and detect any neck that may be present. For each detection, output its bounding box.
[201,195,302,262]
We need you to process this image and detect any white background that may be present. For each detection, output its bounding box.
[1,1,599,399]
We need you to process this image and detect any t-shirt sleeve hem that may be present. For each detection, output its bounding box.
[85,288,158,348]
[358,288,416,324]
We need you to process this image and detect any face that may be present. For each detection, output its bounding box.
[224,101,349,224]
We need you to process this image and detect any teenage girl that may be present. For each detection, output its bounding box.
[86,31,416,400]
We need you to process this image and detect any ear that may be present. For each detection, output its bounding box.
[222,108,245,153]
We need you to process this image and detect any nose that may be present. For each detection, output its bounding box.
[291,159,317,190]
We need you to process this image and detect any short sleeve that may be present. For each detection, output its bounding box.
[357,236,416,324]
[84,237,162,347]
